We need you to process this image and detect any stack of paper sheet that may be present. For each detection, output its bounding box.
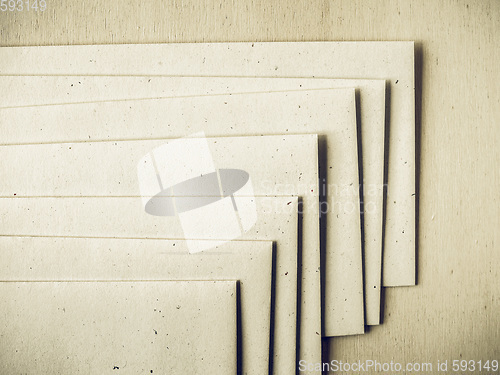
[0,41,415,374]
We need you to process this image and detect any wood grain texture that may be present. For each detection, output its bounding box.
[1,0,498,373]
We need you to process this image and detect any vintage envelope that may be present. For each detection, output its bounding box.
[0,237,271,375]
[0,196,299,375]
[0,134,327,366]
[0,41,415,287]
[0,90,363,338]
[0,280,237,374]
[0,75,385,326]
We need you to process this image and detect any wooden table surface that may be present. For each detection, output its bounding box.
[1,1,498,373]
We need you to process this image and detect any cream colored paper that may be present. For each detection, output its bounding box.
[0,134,327,366]
[0,41,414,287]
[0,237,271,375]
[0,280,237,374]
[0,196,299,375]
[0,90,363,341]
[0,75,385,326]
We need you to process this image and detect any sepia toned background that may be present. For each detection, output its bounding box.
[1,0,498,373]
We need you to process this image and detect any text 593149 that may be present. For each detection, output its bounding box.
[1,0,47,11]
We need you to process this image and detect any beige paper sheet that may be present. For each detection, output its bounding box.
[0,280,237,374]
[0,90,363,340]
[0,134,326,367]
[0,75,385,326]
[0,237,271,375]
[0,196,299,375]
[0,41,415,287]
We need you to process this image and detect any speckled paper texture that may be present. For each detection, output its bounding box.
[0,237,271,375]
[0,280,237,375]
[0,90,363,340]
[0,134,326,366]
[0,41,415,288]
[0,196,299,375]
[0,75,385,326]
